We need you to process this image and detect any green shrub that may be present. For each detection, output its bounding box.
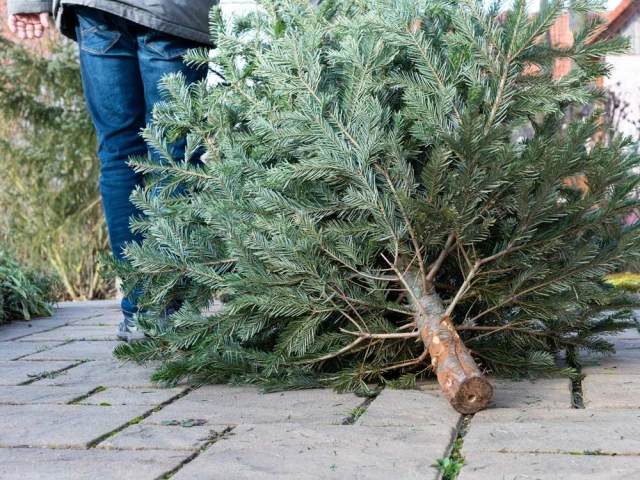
[0,247,62,324]
[0,29,113,301]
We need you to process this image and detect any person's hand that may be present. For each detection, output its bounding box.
[7,13,50,40]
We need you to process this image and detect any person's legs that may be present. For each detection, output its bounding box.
[73,7,146,326]
[137,28,208,167]
[74,7,208,337]
[136,27,209,314]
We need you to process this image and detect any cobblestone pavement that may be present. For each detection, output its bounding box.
[0,301,638,479]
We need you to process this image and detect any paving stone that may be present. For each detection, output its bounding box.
[356,389,461,429]
[0,319,69,341]
[0,404,151,448]
[459,452,640,480]
[22,341,118,361]
[0,385,94,405]
[143,386,363,426]
[0,360,78,386]
[0,342,63,361]
[97,424,223,451]
[81,387,187,406]
[16,326,119,342]
[608,339,640,349]
[49,310,105,320]
[602,327,640,341]
[4,316,69,326]
[463,409,640,455]
[0,448,192,480]
[56,311,106,320]
[7,299,636,478]
[55,299,121,310]
[414,378,439,391]
[68,314,122,327]
[31,361,160,388]
[487,378,573,409]
[172,423,442,480]
[583,374,640,408]
[582,343,640,374]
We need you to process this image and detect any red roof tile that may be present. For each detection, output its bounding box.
[593,0,640,40]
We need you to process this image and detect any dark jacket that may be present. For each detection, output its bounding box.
[7,0,218,44]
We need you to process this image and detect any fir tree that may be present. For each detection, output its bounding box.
[114,0,640,413]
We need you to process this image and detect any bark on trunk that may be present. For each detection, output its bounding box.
[406,270,493,414]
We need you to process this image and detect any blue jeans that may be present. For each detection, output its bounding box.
[74,7,207,319]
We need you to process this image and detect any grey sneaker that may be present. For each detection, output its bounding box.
[117,318,145,342]
[117,307,177,341]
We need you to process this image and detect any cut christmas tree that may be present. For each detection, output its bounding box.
[113,0,640,414]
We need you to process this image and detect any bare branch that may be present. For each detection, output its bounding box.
[340,328,420,339]
[426,233,456,282]
[444,262,480,316]
[296,337,365,365]
[375,164,428,291]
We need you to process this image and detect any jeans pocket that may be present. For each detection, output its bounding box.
[76,8,121,54]
[142,30,201,60]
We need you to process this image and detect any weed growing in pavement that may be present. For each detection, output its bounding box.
[347,406,367,420]
[432,415,472,479]
[433,457,465,479]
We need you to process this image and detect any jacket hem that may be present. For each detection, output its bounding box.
[55,1,214,45]
[7,0,54,15]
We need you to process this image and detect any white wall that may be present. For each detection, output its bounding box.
[604,55,640,140]
[219,0,258,16]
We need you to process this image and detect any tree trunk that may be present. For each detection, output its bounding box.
[405,269,493,414]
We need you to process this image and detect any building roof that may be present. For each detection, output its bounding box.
[593,0,640,40]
